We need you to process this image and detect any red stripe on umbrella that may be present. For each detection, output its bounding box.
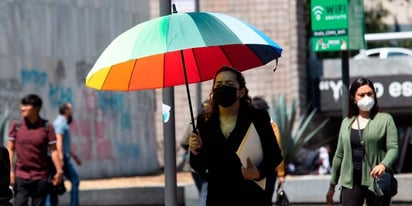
[193,46,233,81]
[221,44,264,71]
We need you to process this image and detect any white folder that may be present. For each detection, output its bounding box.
[236,123,266,190]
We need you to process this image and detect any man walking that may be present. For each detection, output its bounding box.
[7,94,63,206]
[47,102,81,206]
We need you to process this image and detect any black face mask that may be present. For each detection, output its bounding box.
[213,85,238,107]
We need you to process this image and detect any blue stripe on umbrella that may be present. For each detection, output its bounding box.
[247,44,281,64]
[244,22,283,57]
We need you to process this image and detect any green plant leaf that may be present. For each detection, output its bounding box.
[0,108,11,145]
[269,93,330,174]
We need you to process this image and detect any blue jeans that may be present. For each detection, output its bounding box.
[46,155,80,206]
[199,181,208,206]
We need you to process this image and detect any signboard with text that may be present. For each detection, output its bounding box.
[319,75,412,112]
[311,0,365,52]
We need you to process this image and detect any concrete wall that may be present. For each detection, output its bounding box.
[0,0,161,178]
[322,57,412,78]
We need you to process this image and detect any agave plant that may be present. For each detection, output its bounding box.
[0,107,11,146]
[270,94,330,173]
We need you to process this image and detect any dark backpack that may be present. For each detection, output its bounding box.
[13,119,50,133]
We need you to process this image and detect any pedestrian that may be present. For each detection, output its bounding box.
[46,102,81,206]
[7,94,63,206]
[326,77,399,206]
[252,96,286,205]
[180,101,210,206]
[188,66,283,206]
[317,145,331,175]
[0,145,13,205]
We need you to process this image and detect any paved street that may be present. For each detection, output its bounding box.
[55,172,412,206]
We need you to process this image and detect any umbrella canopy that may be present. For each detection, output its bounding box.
[85,12,282,91]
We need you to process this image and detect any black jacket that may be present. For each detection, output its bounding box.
[190,101,283,205]
[0,146,13,200]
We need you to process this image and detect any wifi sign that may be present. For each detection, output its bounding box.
[310,0,348,31]
[312,6,324,21]
[310,0,364,52]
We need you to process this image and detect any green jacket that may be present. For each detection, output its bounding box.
[330,112,398,193]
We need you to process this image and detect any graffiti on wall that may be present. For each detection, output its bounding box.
[20,69,48,87]
[1,60,150,169]
[1,2,160,178]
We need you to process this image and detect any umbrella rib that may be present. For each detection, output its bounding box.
[190,48,202,80]
[218,46,234,68]
[100,66,113,90]
[128,59,139,91]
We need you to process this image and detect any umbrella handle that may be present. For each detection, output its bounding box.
[180,50,197,132]
[172,4,177,13]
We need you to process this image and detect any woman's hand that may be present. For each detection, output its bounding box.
[241,158,260,180]
[370,163,386,178]
[278,176,285,186]
[188,130,202,155]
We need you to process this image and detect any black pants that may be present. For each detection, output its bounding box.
[14,177,49,206]
[265,172,277,205]
[341,185,391,206]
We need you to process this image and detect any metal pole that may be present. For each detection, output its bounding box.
[194,0,199,11]
[341,50,350,118]
[194,0,202,111]
[159,1,177,206]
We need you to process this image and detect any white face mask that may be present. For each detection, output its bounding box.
[357,96,375,111]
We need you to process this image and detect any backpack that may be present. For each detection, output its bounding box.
[13,119,50,133]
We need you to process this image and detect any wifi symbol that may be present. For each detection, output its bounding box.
[312,6,324,21]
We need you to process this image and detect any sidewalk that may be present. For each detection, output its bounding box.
[59,172,194,206]
[74,172,194,190]
[57,172,412,206]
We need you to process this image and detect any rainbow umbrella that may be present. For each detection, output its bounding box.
[85,11,282,128]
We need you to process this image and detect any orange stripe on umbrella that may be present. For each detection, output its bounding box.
[102,60,135,91]
[129,53,165,90]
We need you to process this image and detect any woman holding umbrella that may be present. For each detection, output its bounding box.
[189,66,283,205]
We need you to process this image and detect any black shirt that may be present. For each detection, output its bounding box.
[350,128,365,185]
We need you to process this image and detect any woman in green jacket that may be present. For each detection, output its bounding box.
[326,77,398,206]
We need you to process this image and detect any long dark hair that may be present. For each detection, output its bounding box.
[203,66,252,121]
[348,77,380,118]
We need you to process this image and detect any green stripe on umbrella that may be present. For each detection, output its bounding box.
[187,12,243,46]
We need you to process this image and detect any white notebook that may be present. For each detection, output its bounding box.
[236,123,266,190]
